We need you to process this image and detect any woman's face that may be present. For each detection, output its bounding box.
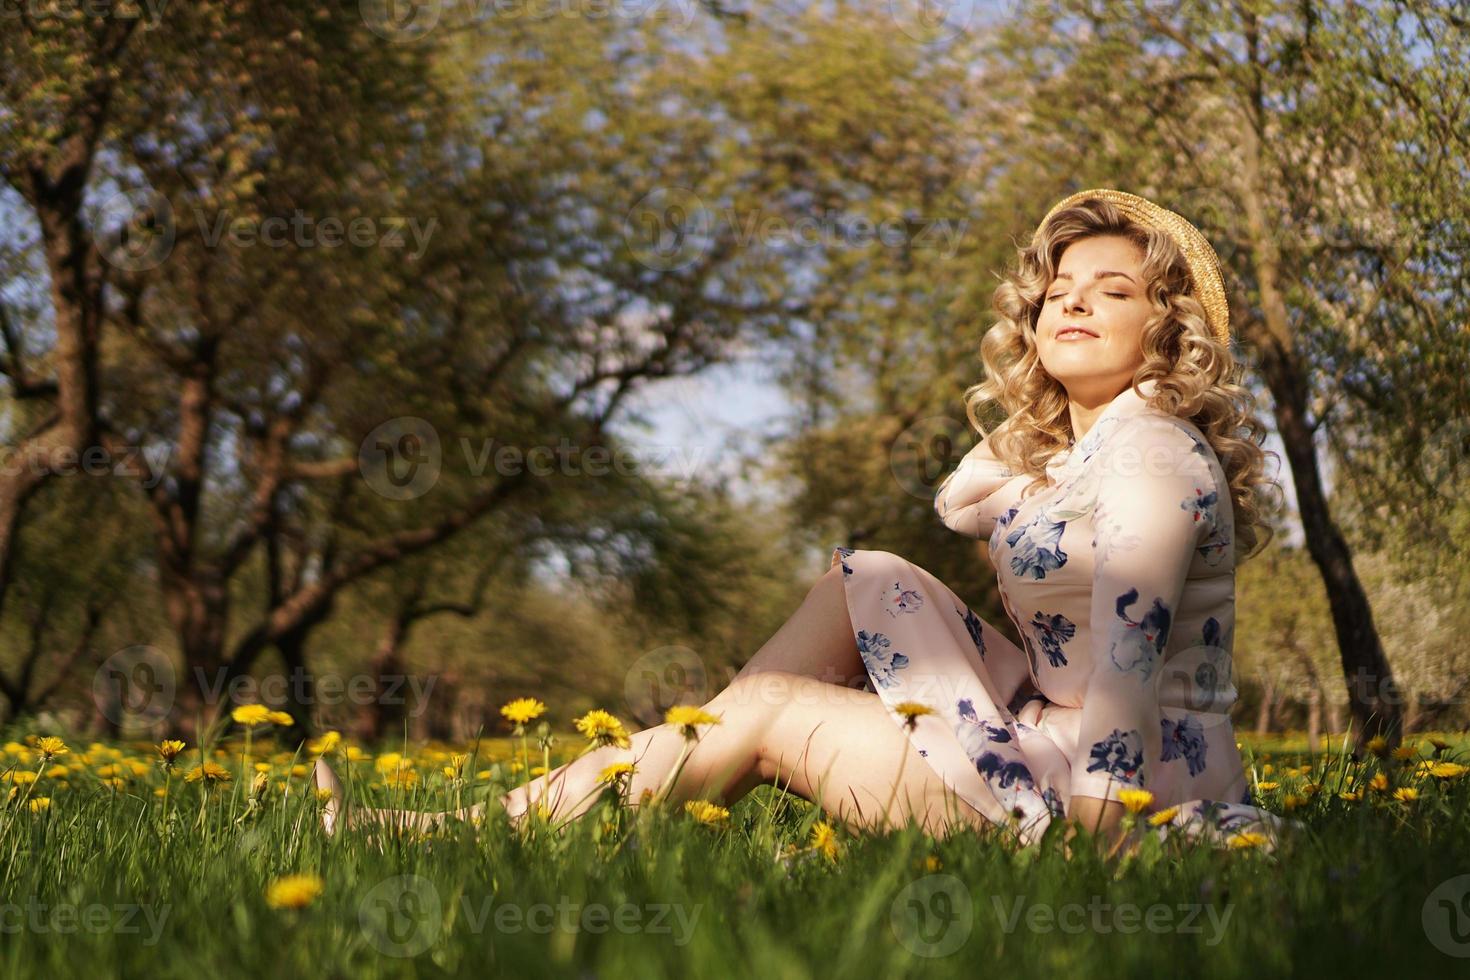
[1035,234,1152,399]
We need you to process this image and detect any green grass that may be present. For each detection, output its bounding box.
[3,726,1469,978]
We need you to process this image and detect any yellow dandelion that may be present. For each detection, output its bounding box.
[4,771,37,786]
[665,705,722,737]
[231,704,272,727]
[1369,772,1390,793]
[575,709,631,749]
[893,701,934,730]
[1262,763,1274,775]
[36,737,68,760]
[1364,735,1389,757]
[267,711,295,728]
[1338,790,1361,802]
[684,799,730,825]
[1301,782,1320,797]
[530,765,549,777]
[1118,788,1154,814]
[810,821,840,861]
[253,762,272,774]
[28,797,50,813]
[1428,762,1468,780]
[921,854,942,872]
[383,769,419,788]
[1255,781,1280,791]
[1426,734,1450,751]
[184,762,233,784]
[314,787,334,803]
[1393,786,1419,802]
[265,873,324,910]
[598,762,636,785]
[1147,806,1180,827]
[1282,794,1307,811]
[500,697,547,726]
[45,765,68,779]
[1227,831,1269,850]
[308,731,341,755]
[1392,744,1419,761]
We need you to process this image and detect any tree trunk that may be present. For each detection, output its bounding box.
[1257,336,1404,752]
[1254,679,1275,735]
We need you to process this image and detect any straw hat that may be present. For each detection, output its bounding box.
[1031,188,1231,347]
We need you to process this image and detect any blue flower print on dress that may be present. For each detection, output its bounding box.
[1004,514,1069,580]
[975,751,1036,792]
[956,698,1012,741]
[989,504,1020,552]
[1085,727,1145,786]
[957,605,986,659]
[954,697,1013,760]
[856,630,909,689]
[1042,786,1065,818]
[1161,715,1209,776]
[1180,485,1218,528]
[880,579,925,618]
[834,546,855,577]
[1197,525,1231,566]
[1027,610,1076,668]
[1194,800,1260,833]
[1103,587,1172,681]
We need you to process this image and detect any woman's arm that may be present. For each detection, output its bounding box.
[1066,417,1216,810]
[933,431,1020,539]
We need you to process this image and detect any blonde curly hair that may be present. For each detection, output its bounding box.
[962,195,1281,562]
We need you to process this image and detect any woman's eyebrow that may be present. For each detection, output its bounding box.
[1051,270,1138,285]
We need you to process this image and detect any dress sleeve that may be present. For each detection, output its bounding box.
[934,439,1022,539]
[1068,417,1215,805]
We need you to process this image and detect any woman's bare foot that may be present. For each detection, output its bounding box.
[312,758,345,836]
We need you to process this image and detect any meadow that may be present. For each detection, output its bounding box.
[2,712,1468,979]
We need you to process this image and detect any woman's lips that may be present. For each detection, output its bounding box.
[1056,327,1098,340]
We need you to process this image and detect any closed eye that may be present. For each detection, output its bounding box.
[1046,292,1130,301]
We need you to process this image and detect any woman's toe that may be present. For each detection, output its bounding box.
[312,759,344,836]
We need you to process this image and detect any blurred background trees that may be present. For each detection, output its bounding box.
[1,1,1466,750]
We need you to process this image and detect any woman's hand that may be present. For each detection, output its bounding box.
[1060,795,1133,861]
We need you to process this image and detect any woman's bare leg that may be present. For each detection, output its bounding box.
[313,565,928,837]
[730,564,865,688]
[317,671,986,839]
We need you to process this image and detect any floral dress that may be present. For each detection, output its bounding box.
[833,378,1300,851]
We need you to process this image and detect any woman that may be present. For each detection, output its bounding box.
[313,188,1300,855]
